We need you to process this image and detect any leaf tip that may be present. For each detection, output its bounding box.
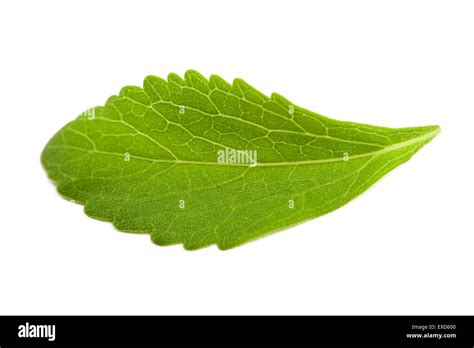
[422,124,441,141]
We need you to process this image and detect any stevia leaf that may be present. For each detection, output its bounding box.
[41,70,440,250]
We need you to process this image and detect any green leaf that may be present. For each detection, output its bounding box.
[41,70,440,250]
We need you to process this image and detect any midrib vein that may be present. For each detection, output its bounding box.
[56,127,439,167]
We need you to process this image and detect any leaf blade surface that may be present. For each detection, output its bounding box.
[41,71,440,249]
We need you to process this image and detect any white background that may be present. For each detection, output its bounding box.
[0,0,473,315]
